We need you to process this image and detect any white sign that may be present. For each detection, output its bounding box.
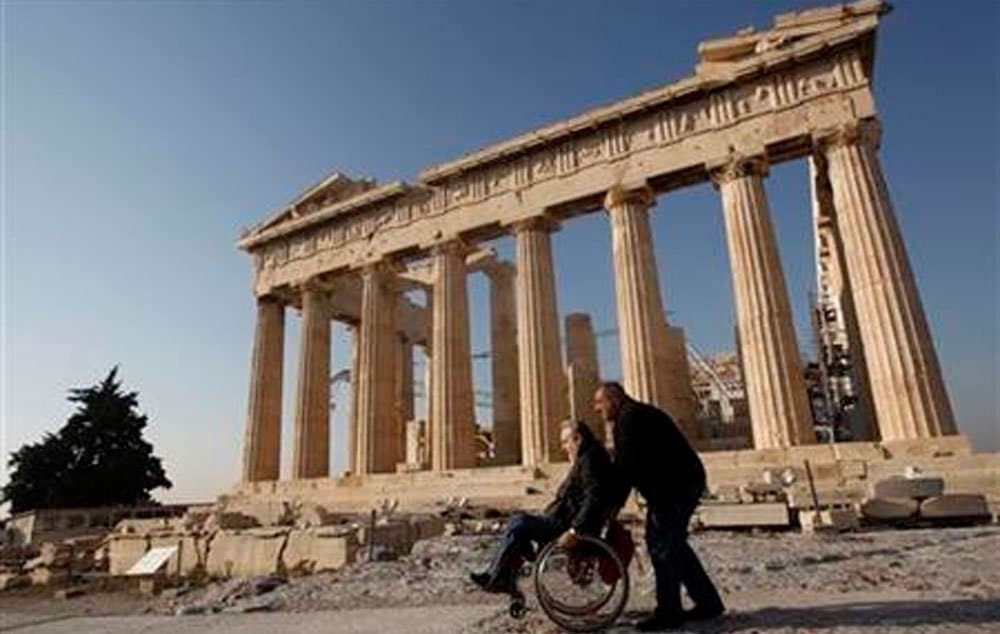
[125,546,177,576]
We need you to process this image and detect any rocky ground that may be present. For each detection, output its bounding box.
[2,524,999,632]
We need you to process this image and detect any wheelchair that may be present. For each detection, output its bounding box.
[507,531,630,632]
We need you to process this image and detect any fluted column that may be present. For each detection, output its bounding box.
[396,336,415,465]
[354,264,400,474]
[347,325,359,475]
[712,157,814,448]
[292,284,331,478]
[242,296,285,482]
[430,242,477,470]
[604,185,697,437]
[515,217,567,465]
[483,261,521,465]
[818,120,956,440]
[565,313,604,443]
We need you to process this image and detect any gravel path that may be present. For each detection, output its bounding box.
[2,525,998,632]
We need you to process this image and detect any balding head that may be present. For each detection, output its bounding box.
[593,381,628,422]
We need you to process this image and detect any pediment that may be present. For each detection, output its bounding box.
[696,0,888,77]
[250,171,378,236]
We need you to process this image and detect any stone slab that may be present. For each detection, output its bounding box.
[880,435,972,459]
[108,535,150,576]
[205,530,288,578]
[148,534,209,576]
[870,476,945,500]
[919,494,990,519]
[282,530,358,574]
[697,502,790,528]
[860,497,919,521]
[798,508,859,533]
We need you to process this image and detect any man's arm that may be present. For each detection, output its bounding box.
[568,451,607,535]
[609,414,641,512]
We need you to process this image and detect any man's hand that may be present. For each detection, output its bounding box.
[556,528,581,550]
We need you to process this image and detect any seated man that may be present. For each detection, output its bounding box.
[470,419,615,593]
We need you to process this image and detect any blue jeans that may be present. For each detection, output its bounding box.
[645,494,723,617]
[486,513,562,586]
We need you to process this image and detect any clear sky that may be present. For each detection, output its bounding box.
[3,0,997,506]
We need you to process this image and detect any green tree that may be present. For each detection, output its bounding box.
[2,367,172,513]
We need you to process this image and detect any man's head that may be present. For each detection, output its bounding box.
[559,419,598,460]
[593,382,628,423]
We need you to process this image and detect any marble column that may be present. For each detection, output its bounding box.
[430,242,477,470]
[809,154,878,441]
[712,157,814,448]
[354,264,400,474]
[347,325,360,475]
[818,120,956,440]
[242,296,285,482]
[515,217,567,465]
[396,336,415,465]
[564,312,604,443]
[483,261,521,465]
[604,185,697,436]
[292,284,331,478]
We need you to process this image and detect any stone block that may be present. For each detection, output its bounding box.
[29,567,69,586]
[204,529,288,578]
[108,535,149,576]
[798,508,859,533]
[282,530,358,574]
[738,481,785,503]
[0,572,29,591]
[786,486,857,510]
[833,442,885,462]
[148,534,208,576]
[293,503,339,529]
[696,503,789,528]
[919,494,990,519]
[881,435,971,459]
[205,512,260,531]
[861,497,919,521]
[870,476,944,500]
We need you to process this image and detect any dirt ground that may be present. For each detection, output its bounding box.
[2,524,998,632]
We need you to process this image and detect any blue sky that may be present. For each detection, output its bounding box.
[3,0,997,505]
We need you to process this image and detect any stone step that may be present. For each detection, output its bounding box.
[870,476,945,500]
[696,502,790,529]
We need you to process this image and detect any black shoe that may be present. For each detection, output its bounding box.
[684,603,725,621]
[636,612,686,631]
[469,571,492,590]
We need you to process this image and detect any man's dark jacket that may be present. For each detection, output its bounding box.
[544,441,615,535]
[611,399,706,509]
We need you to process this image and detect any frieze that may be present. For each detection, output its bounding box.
[251,51,867,287]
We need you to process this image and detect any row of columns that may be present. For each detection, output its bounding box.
[242,118,956,482]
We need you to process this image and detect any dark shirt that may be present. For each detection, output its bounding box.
[611,399,706,509]
[543,441,615,535]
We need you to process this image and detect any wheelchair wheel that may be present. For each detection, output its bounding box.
[534,536,629,632]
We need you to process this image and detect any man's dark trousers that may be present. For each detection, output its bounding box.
[485,512,562,586]
[645,491,723,617]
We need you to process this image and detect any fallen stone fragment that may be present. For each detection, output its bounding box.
[870,476,944,500]
[861,497,918,521]
[919,494,990,520]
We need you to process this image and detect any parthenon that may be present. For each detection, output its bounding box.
[236,0,957,489]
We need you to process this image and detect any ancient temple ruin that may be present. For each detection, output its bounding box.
[235,1,959,499]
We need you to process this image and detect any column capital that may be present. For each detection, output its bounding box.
[255,293,286,306]
[813,118,882,153]
[604,184,654,211]
[512,215,560,235]
[481,259,515,280]
[429,238,474,259]
[709,155,769,187]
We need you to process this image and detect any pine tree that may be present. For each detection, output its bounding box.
[2,367,172,512]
